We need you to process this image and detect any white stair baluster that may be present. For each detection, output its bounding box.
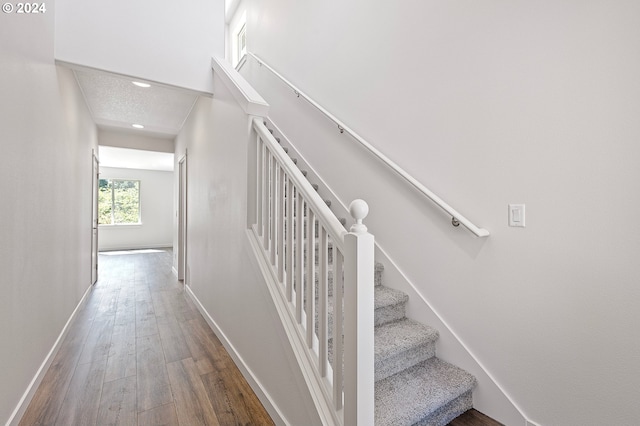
[270,154,277,265]
[333,248,344,410]
[263,149,271,251]
[256,135,264,237]
[318,225,328,377]
[286,182,295,302]
[295,197,305,323]
[306,209,316,348]
[278,167,286,283]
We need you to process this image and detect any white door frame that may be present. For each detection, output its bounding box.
[177,153,187,282]
[91,150,99,285]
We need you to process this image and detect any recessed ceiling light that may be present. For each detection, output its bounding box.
[132,124,144,129]
[132,81,151,88]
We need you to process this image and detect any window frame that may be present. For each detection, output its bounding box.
[98,178,142,226]
[230,11,247,68]
[237,23,247,62]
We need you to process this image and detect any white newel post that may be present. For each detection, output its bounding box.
[343,199,375,426]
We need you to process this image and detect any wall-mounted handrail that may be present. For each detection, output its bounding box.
[247,52,489,238]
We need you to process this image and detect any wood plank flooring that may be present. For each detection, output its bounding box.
[19,248,502,426]
[20,248,274,426]
[449,409,504,426]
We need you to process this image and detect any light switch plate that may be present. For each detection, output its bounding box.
[509,204,525,227]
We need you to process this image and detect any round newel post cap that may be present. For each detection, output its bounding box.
[349,199,369,233]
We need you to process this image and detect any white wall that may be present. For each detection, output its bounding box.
[173,75,322,425]
[238,1,640,425]
[99,129,175,153]
[0,10,99,425]
[55,0,224,93]
[99,167,173,251]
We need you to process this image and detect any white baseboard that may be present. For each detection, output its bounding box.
[6,284,93,426]
[184,285,289,426]
[98,243,173,252]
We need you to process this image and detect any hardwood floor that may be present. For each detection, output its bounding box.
[448,409,504,426]
[20,248,274,426]
[19,248,502,426]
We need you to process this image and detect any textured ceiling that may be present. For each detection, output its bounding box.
[74,69,199,137]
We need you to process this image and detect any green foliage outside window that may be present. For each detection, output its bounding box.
[98,179,140,225]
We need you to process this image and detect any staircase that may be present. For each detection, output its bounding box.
[264,120,478,425]
[373,263,477,425]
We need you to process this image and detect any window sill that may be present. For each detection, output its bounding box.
[99,223,143,229]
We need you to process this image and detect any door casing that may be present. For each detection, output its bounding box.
[91,150,99,285]
[177,153,187,282]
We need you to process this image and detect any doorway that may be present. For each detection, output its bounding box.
[177,153,187,282]
[91,150,99,285]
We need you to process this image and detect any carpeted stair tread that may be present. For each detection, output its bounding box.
[375,357,476,426]
[374,286,408,309]
[375,285,409,326]
[375,318,439,381]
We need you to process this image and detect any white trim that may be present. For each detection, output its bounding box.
[91,150,99,286]
[6,285,93,426]
[177,153,187,282]
[236,54,247,72]
[184,280,289,426]
[98,243,173,252]
[211,56,269,117]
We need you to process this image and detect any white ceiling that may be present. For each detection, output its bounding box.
[72,66,200,171]
[99,146,174,172]
[74,68,199,138]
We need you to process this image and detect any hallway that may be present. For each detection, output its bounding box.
[20,249,274,425]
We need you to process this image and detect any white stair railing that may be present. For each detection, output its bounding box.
[248,117,375,425]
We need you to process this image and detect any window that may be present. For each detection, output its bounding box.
[98,179,141,225]
[231,11,247,67]
[237,23,247,61]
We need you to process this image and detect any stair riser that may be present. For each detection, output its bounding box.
[375,342,436,382]
[375,264,384,286]
[414,391,473,426]
[375,303,406,326]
